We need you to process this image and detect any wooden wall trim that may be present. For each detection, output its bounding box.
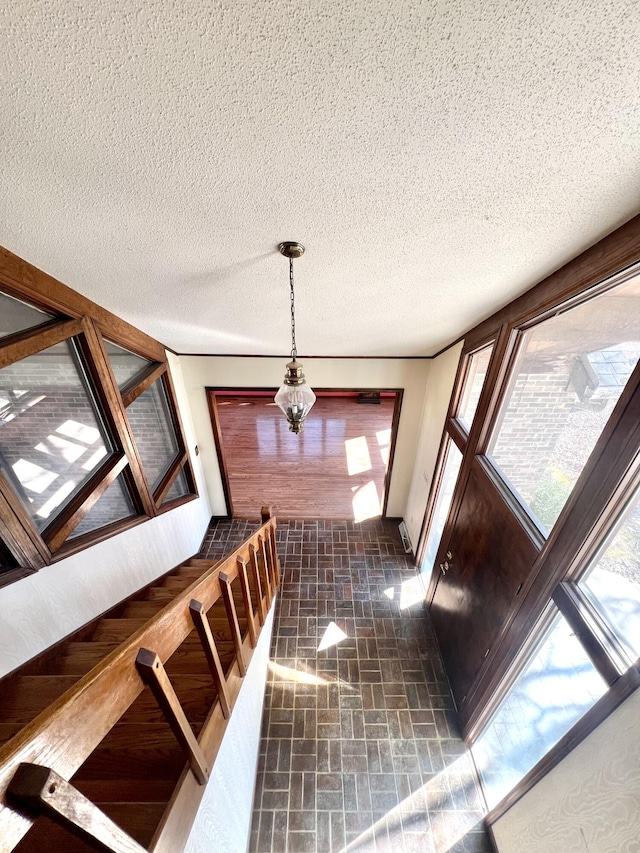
[0,245,165,363]
[462,213,640,352]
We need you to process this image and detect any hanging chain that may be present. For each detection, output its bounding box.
[289,256,297,360]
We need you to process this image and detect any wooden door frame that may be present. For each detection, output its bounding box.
[206,386,404,519]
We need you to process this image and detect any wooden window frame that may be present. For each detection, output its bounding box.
[0,245,198,585]
[418,214,640,823]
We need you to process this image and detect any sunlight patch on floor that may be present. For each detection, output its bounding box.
[345,435,372,475]
[317,620,349,652]
[383,574,427,610]
[352,480,381,522]
[340,754,484,852]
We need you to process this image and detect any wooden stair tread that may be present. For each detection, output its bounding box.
[91,619,148,642]
[1,676,80,726]
[49,642,120,676]
[15,802,166,851]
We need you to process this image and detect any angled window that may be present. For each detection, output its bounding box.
[0,291,55,339]
[108,344,196,510]
[68,472,137,540]
[126,377,179,492]
[0,339,116,532]
[0,537,18,574]
[104,340,154,391]
[162,467,191,505]
[486,273,640,534]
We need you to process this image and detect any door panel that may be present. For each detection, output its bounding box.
[430,458,539,708]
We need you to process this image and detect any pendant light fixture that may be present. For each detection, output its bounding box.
[274,241,316,434]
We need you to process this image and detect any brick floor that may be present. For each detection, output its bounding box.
[200,518,490,853]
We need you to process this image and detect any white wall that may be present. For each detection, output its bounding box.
[492,687,640,853]
[179,356,432,519]
[0,352,211,678]
[185,603,275,853]
[404,342,463,550]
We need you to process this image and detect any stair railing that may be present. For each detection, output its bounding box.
[0,508,280,853]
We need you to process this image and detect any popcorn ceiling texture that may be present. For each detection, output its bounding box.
[1,1,639,356]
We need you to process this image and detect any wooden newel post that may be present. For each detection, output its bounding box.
[261,506,272,524]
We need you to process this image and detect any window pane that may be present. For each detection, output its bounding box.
[163,468,190,504]
[472,609,608,809]
[126,378,179,492]
[579,484,640,663]
[70,472,136,539]
[104,340,153,390]
[0,291,54,339]
[0,538,18,571]
[0,340,114,531]
[457,344,493,430]
[421,440,463,574]
[487,274,640,534]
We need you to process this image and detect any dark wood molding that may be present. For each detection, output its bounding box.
[0,318,83,368]
[45,454,130,553]
[121,362,167,408]
[80,319,156,518]
[382,390,403,517]
[175,352,433,359]
[462,215,640,350]
[0,245,165,362]
[153,452,188,507]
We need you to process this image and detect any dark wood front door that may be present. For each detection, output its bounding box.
[430,458,539,708]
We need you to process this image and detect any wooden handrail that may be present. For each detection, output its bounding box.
[0,514,280,852]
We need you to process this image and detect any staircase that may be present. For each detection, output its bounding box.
[0,510,280,853]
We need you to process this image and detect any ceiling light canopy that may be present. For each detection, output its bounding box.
[274,241,316,434]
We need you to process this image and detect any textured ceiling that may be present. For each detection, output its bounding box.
[1,1,639,357]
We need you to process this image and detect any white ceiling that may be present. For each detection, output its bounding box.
[1,1,639,357]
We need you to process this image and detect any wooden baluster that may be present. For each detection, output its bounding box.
[261,506,280,590]
[257,536,272,610]
[237,558,258,648]
[269,523,281,589]
[249,544,266,626]
[219,573,247,677]
[135,649,209,784]
[7,763,147,852]
[189,599,232,719]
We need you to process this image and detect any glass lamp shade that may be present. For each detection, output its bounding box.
[275,360,316,434]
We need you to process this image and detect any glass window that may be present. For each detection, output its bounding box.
[472,609,608,809]
[126,378,179,492]
[162,468,190,504]
[457,344,493,431]
[70,473,137,539]
[487,274,640,534]
[421,440,463,575]
[0,538,18,571]
[0,291,54,339]
[104,340,153,390]
[578,484,640,664]
[0,339,114,531]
